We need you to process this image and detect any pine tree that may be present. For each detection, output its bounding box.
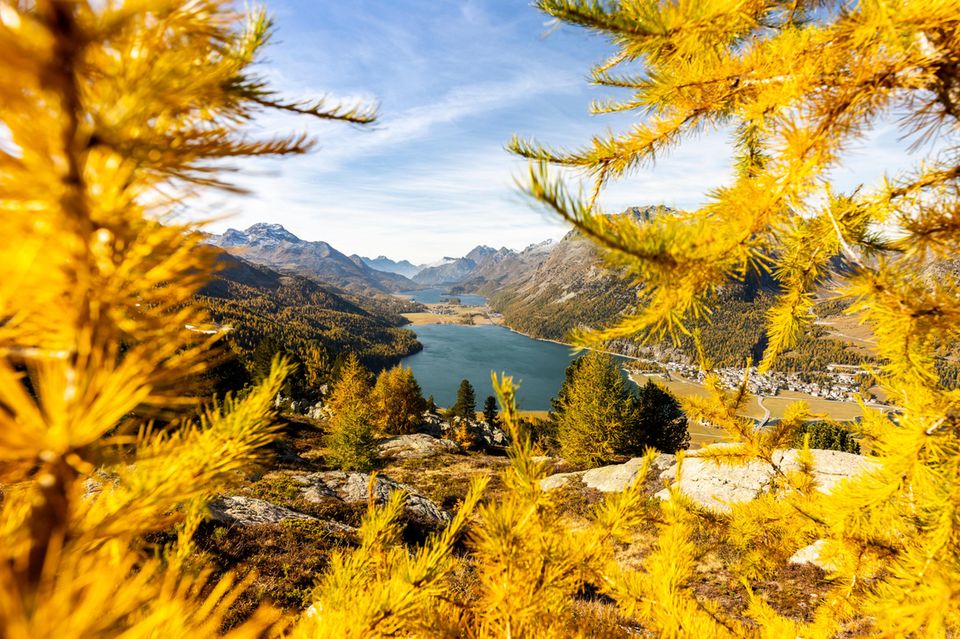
[555,351,639,468]
[371,365,427,434]
[792,421,861,454]
[0,0,374,634]
[323,354,378,471]
[634,380,689,454]
[450,379,477,420]
[483,395,499,426]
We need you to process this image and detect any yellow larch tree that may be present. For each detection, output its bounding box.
[0,1,373,636]
[508,0,960,636]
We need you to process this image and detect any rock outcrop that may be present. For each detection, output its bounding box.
[378,433,461,460]
[210,496,316,526]
[655,445,875,512]
[442,417,509,450]
[541,454,676,493]
[292,471,450,525]
[540,446,873,515]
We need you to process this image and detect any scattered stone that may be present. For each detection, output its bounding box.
[789,540,839,572]
[540,471,585,491]
[210,496,315,525]
[292,471,451,525]
[378,433,461,460]
[418,411,444,438]
[306,401,329,421]
[655,445,876,512]
[441,417,508,449]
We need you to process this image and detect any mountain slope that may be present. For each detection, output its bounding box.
[457,240,556,293]
[482,207,872,371]
[412,245,497,285]
[208,224,417,295]
[200,251,422,372]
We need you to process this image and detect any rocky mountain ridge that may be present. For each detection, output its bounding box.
[208,224,416,295]
[358,255,425,278]
[411,245,500,286]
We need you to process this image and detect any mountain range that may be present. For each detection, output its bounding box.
[358,255,424,279]
[206,210,884,374]
[199,249,422,372]
[208,224,416,296]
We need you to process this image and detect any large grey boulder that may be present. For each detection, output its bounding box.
[210,496,315,526]
[540,454,676,493]
[378,433,461,460]
[656,445,876,512]
[210,495,358,534]
[292,471,450,525]
[418,411,444,438]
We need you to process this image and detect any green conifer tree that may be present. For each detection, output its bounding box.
[483,395,499,426]
[450,379,477,420]
[634,380,689,454]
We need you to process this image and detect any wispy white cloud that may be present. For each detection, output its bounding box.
[197,1,940,265]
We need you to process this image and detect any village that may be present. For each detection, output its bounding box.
[627,359,873,403]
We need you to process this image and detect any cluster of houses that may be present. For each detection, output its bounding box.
[633,359,868,402]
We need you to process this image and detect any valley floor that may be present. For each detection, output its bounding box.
[401,301,503,326]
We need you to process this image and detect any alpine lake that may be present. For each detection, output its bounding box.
[398,289,631,411]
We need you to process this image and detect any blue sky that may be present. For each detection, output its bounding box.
[203,1,931,263]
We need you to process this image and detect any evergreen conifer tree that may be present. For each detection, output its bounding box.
[634,380,689,454]
[483,395,499,426]
[450,379,477,420]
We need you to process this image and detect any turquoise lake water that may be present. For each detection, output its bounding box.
[401,323,630,411]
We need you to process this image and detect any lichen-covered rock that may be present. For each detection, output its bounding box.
[655,445,876,512]
[209,496,315,525]
[540,471,585,491]
[540,454,676,493]
[418,411,444,438]
[292,471,450,525]
[378,433,461,460]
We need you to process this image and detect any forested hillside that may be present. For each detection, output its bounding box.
[483,209,872,371]
[200,252,422,374]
